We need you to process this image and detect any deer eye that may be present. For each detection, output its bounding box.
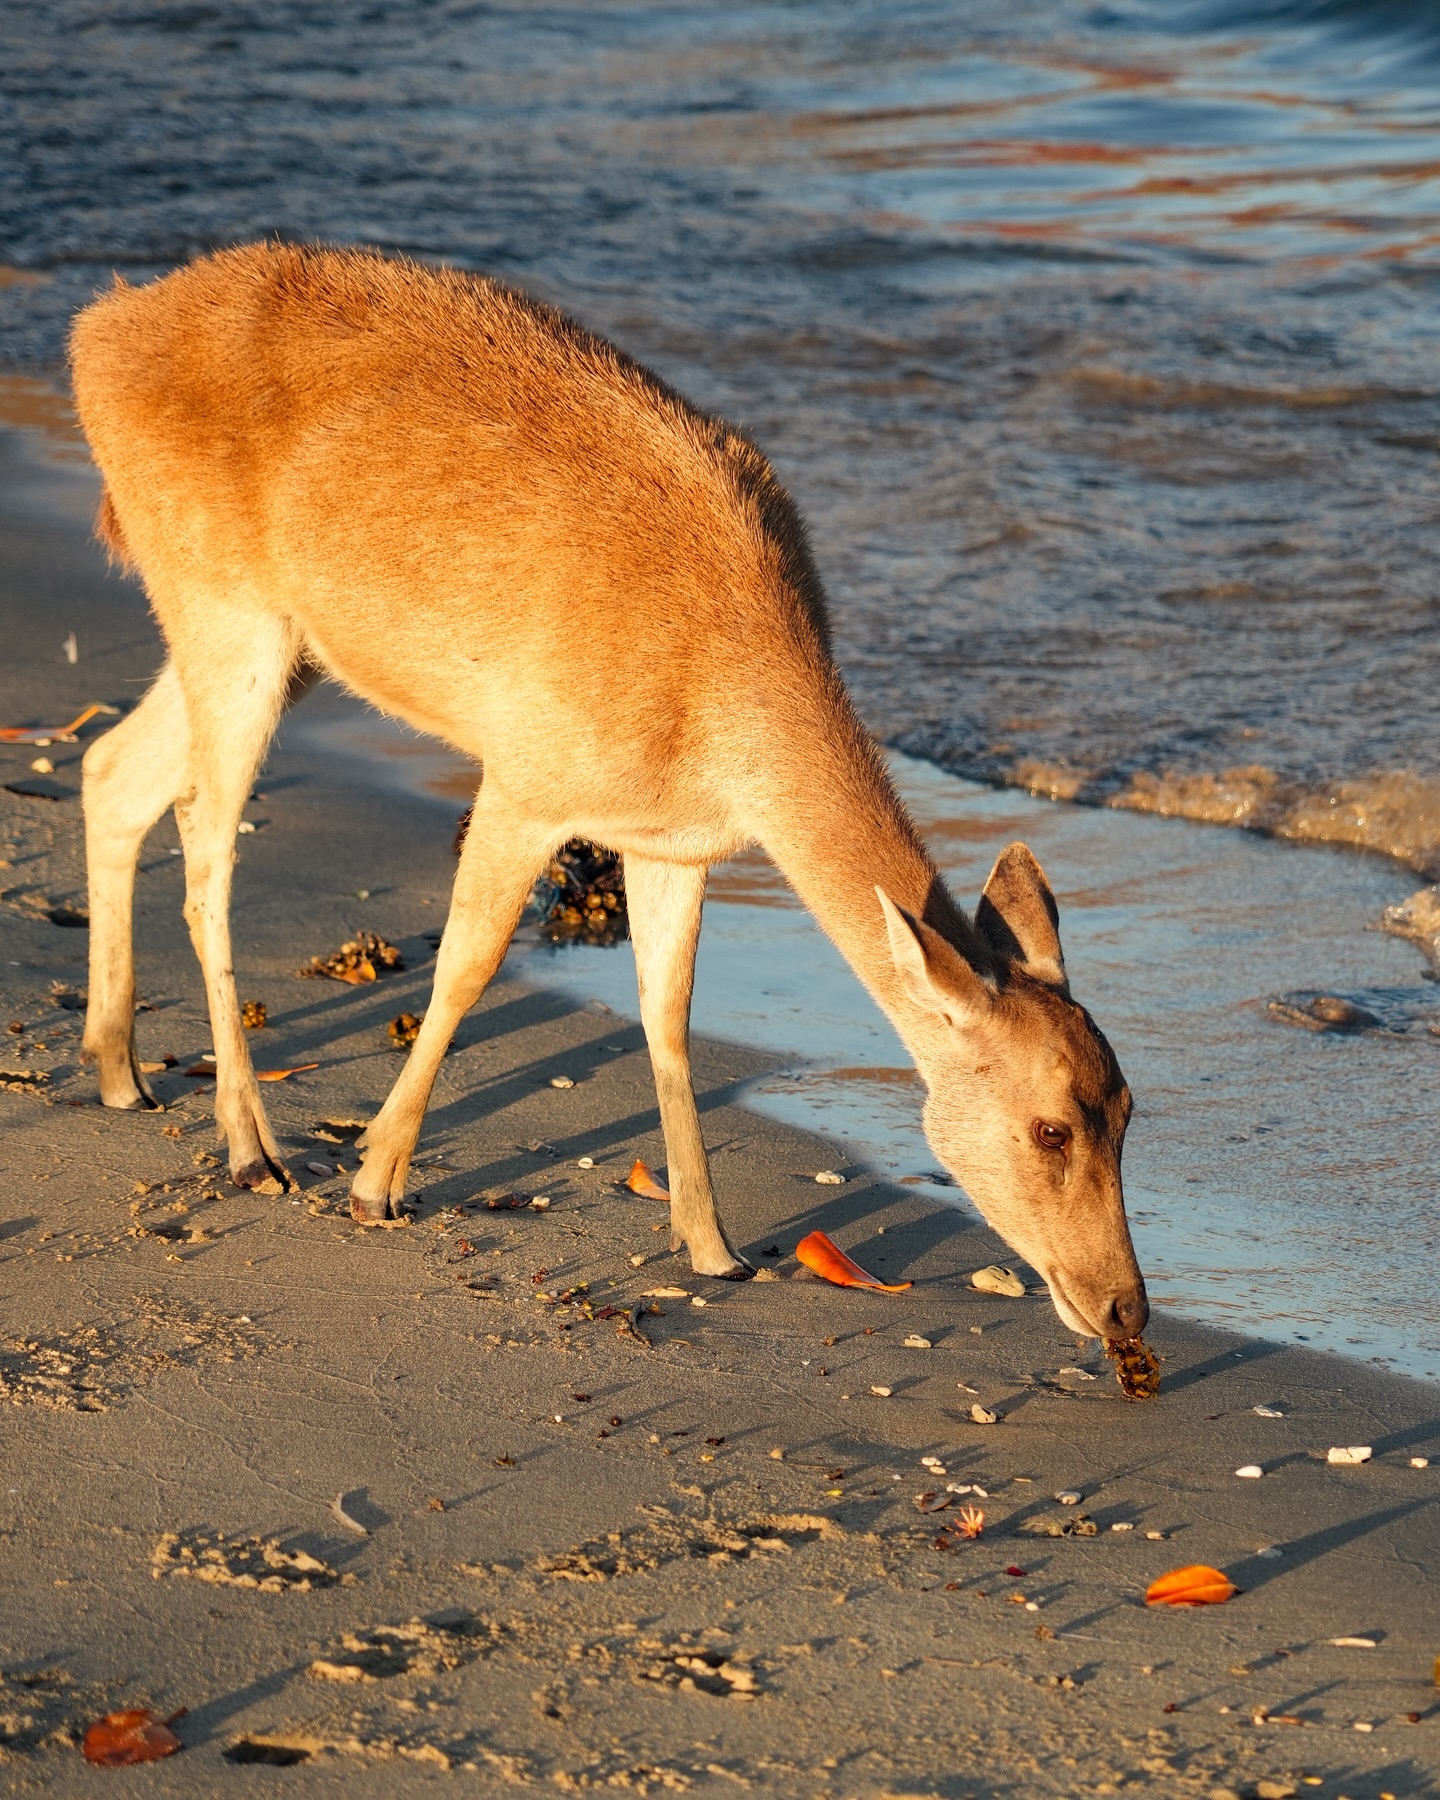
[1033,1120,1071,1153]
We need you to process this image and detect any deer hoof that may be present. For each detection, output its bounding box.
[231,1154,292,1196]
[348,1187,398,1223]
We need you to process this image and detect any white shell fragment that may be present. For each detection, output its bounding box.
[643,1287,690,1299]
[1235,1465,1264,1479]
[1111,1522,1134,1532]
[1326,1445,1373,1465]
[549,1076,575,1089]
[814,1170,845,1185]
[903,1335,933,1350]
[690,1296,708,1308]
[1411,1457,1430,1468]
[1328,1636,1377,1648]
[870,1385,893,1398]
[1252,1405,1284,1418]
[969,1265,1025,1298]
[1058,1366,1096,1381]
[970,1403,998,1425]
[1055,1491,1081,1506]
[577,1156,595,1168]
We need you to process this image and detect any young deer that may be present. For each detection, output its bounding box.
[70,243,1147,1342]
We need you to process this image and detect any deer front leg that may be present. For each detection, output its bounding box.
[624,855,751,1279]
[81,662,189,1109]
[349,794,555,1222]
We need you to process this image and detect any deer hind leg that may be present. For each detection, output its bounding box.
[169,609,301,1195]
[350,790,555,1222]
[624,855,752,1280]
[82,661,191,1109]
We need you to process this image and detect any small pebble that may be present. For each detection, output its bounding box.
[903,1334,932,1350]
[970,1403,998,1425]
[237,820,256,834]
[629,1254,645,1267]
[1144,1530,1167,1540]
[1235,1465,1264,1479]
[306,1161,334,1176]
[1326,1445,1372,1465]
[1111,1522,1134,1532]
[1411,1456,1429,1468]
[814,1170,845,1185]
[871,1385,892,1399]
[1252,1405,1284,1418]
[690,1296,707,1308]
[530,1197,551,1210]
[769,1448,784,1460]
[1353,1720,1374,1732]
[550,1076,575,1089]
[29,756,53,774]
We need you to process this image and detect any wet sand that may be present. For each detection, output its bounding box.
[1,427,1438,1797]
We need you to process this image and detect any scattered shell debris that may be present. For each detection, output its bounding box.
[297,931,405,985]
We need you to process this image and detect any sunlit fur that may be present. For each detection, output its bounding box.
[70,242,1147,1330]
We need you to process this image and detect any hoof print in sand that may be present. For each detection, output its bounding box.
[632,1641,759,1701]
[308,1614,504,1683]
[151,1530,346,1592]
[535,1510,843,1583]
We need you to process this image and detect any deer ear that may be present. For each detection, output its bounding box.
[876,888,993,1026]
[975,843,1067,990]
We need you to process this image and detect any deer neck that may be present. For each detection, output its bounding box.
[750,701,985,1059]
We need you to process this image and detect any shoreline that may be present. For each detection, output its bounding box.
[2,417,1439,1794]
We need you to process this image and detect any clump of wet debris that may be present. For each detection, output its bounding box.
[297,932,405,984]
[454,811,627,945]
[534,842,627,946]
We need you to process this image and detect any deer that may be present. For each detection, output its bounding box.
[69,242,1148,1345]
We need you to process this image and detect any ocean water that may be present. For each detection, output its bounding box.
[7,0,1440,860]
[4,0,1440,1371]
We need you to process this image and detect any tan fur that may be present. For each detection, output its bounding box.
[70,243,1145,1329]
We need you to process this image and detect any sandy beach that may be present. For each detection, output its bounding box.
[0,417,1436,1799]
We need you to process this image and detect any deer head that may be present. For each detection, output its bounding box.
[878,846,1147,1343]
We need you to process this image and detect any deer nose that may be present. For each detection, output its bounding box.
[1108,1288,1149,1338]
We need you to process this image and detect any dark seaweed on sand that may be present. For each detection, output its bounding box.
[455,810,628,947]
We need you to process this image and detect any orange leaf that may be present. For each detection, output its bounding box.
[256,1064,320,1082]
[1144,1564,1238,1607]
[0,702,118,744]
[82,1708,184,1766]
[795,1229,912,1292]
[625,1159,671,1202]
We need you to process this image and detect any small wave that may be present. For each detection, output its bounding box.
[1108,765,1440,876]
[1154,0,1440,61]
